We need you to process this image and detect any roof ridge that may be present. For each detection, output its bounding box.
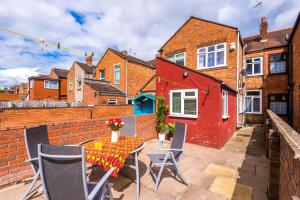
[243,27,293,39]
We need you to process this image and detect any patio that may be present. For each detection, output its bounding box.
[0,126,268,200]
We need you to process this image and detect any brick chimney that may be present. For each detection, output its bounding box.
[86,53,94,65]
[260,17,268,41]
[121,50,128,55]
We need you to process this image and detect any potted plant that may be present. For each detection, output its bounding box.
[105,118,125,142]
[156,96,168,141]
[166,122,175,140]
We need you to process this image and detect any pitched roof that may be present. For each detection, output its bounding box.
[157,57,237,93]
[84,79,126,96]
[289,12,300,42]
[75,62,96,74]
[243,28,292,53]
[28,75,58,81]
[51,68,69,78]
[158,16,238,52]
[108,48,155,69]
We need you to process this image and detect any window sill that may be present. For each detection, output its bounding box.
[268,72,287,76]
[245,112,262,115]
[245,74,263,77]
[169,114,198,119]
[197,65,228,71]
[222,115,229,119]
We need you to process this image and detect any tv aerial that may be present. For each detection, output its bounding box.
[253,0,263,9]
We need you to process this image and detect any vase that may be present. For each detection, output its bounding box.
[111,131,119,143]
[158,133,165,142]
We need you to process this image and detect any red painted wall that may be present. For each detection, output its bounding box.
[156,57,236,148]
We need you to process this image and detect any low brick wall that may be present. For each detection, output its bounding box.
[0,105,133,127]
[0,114,156,187]
[266,110,300,200]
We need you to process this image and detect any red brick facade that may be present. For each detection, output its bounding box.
[28,78,59,100]
[49,70,68,100]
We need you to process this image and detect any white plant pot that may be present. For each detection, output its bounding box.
[111,131,119,143]
[158,133,165,142]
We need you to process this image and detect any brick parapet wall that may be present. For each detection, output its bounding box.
[0,114,156,187]
[266,110,300,200]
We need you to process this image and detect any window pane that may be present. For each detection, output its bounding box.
[253,63,261,74]
[172,92,181,113]
[246,59,252,64]
[44,81,49,88]
[50,81,58,89]
[217,44,224,49]
[208,46,215,52]
[69,79,73,90]
[175,53,184,59]
[217,51,224,65]
[184,99,196,115]
[114,66,120,83]
[270,61,286,73]
[198,48,206,53]
[222,92,228,116]
[185,91,195,96]
[198,54,206,68]
[246,64,252,75]
[246,91,260,96]
[253,58,261,62]
[167,55,175,62]
[176,59,185,66]
[208,52,215,67]
[246,97,251,112]
[270,102,287,115]
[100,70,105,79]
[253,98,260,112]
[270,54,285,62]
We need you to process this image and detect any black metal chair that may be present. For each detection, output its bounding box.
[148,122,191,191]
[38,144,115,200]
[120,116,136,137]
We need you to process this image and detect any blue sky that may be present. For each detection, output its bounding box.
[0,0,299,87]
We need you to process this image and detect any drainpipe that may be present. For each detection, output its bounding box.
[236,31,240,127]
[125,59,128,103]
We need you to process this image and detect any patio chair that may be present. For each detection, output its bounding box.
[148,122,191,191]
[21,125,95,200]
[38,144,115,200]
[120,116,136,137]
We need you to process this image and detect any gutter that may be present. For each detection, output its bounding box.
[236,31,240,126]
[125,59,128,103]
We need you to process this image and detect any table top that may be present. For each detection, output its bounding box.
[84,135,144,176]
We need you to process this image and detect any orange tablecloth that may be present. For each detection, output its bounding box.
[84,135,144,176]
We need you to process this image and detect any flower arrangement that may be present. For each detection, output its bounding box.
[105,118,125,131]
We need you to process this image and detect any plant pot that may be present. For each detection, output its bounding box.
[111,131,120,143]
[158,133,165,142]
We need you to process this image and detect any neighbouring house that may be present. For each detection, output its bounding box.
[156,57,237,148]
[67,58,96,103]
[288,12,300,132]
[83,78,126,105]
[95,48,155,104]
[243,17,291,124]
[28,75,60,100]
[49,68,69,100]
[158,16,244,127]
[19,83,28,100]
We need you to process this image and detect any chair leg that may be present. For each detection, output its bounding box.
[171,157,191,187]
[154,153,170,191]
[107,183,113,200]
[134,153,140,200]
[20,171,40,200]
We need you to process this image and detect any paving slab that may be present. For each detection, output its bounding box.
[203,163,238,180]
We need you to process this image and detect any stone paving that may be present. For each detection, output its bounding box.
[0,126,269,200]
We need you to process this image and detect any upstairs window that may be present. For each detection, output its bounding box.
[197,43,226,69]
[170,89,198,118]
[44,80,58,89]
[269,53,286,74]
[69,79,73,91]
[245,90,262,114]
[108,99,117,105]
[269,94,287,115]
[167,52,186,66]
[222,90,228,118]
[29,80,34,88]
[246,57,262,76]
[100,69,105,80]
[114,64,120,84]
[77,75,82,90]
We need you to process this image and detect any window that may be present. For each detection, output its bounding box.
[245,90,262,114]
[114,64,120,84]
[127,99,133,104]
[77,75,82,90]
[69,79,73,91]
[44,80,58,89]
[167,52,186,66]
[170,89,198,118]
[269,53,286,74]
[246,57,263,76]
[100,69,105,80]
[222,90,228,118]
[29,80,34,88]
[239,95,245,113]
[197,43,226,69]
[269,94,287,115]
[108,99,117,105]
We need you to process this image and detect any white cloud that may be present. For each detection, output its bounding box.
[0,0,299,87]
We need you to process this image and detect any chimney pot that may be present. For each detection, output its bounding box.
[86,53,94,65]
[121,50,128,55]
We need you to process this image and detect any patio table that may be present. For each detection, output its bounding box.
[84,135,144,177]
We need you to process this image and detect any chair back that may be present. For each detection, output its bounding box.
[170,122,187,161]
[120,116,136,137]
[38,144,88,200]
[24,125,49,174]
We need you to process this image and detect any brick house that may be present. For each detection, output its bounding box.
[95,48,155,103]
[28,75,59,100]
[19,83,28,100]
[243,18,292,124]
[288,12,300,132]
[49,68,68,100]
[156,57,237,148]
[67,60,96,103]
[158,16,244,127]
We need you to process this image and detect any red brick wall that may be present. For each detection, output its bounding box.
[0,114,156,187]
[0,105,133,127]
[28,79,59,100]
[0,93,20,101]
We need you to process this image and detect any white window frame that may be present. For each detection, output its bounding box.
[245,57,263,76]
[114,64,120,84]
[108,99,117,105]
[44,80,58,89]
[222,90,229,119]
[239,94,245,113]
[99,69,105,80]
[197,42,227,69]
[29,80,34,88]
[245,89,262,114]
[167,52,186,66]
[169,89,198,118]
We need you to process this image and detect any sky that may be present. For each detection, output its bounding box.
[0,0,299,87]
